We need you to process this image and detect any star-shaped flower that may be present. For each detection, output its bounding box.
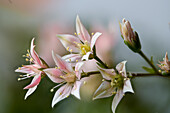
[158,52,170,72]
[44,51,85,107]
[93,61,134,113]
[57,15,102,63]
[15,38,48,99]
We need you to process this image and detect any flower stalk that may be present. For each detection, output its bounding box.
[138,50,159,74]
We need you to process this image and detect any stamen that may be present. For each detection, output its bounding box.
[70,49,73,52]
[78,33,80,35]
[27,49,29,53]
[76,60,78,62]
[30,58,33,62]
[83,81,87,84]
[74,32,77,35]
[50,82,65,92]
[102,79,105,81]
[69,59,71,61]
[18,78,21,81]
[26,53,29,57]
[18,67,21,70]
[158,70,162,73]
[22,55,26,57]
[91,32,94,35]
[66,47,70,51]
[25,58,29,61]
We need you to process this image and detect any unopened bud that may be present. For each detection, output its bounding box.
[119,18,141,53]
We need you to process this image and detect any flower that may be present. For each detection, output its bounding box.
[157,52,170,72]
[15,38,48,99]
[43,51,85,107]
[93,61,134,113]
[57,15,102,63]
[119,18,141,53]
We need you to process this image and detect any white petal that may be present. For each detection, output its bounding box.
[123,79,134,93]
[116,61,127,77]
[93,81,115,100]
[71,81,82,99]
[52,51,73,73]
[75,62,84,80]
[112,89,124,113]
[44,68,64,83]
[52,83,72,107]
[62,54,82,63]
[24,85,37,100]
[76,15,91,42]
[90,32,102,50]
[98,66,116,80]
[81,52,92,61]
[57,34,81,53]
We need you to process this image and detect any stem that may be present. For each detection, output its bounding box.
[84,71,170,78]
[138,50,159,74]
[94,56,109,69]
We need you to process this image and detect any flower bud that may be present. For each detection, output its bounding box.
[119,18,141,53]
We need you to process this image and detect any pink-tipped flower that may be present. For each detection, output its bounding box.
[157,52,170,73]
[43,51,85,107]
[119,18,141,53]
[93,61,134,113]
[15,38,48,99]
[57,15,102,63]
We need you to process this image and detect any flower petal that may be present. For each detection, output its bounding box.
[93,81,115,100]
[52,83,72,107]
[81,52,92,61]
[123,79,134,93]
[52,51,73,73]
[15,65,37,74]
[57,34,81,53]
[71,81,82,99]
[116,61,127,77]
[24,85,37,100]
[30,38,43,66]
[98,66,116,80]
[90,32,102,50]
[75,62,84,80]
[44,68,64,83]
[76,15,91,42]
[112,89,124,113]
[62,54,82,63]
[24,73,41,89]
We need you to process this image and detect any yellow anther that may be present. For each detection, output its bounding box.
[78,33,80,35]
[158,70,162,73]
[74,32,77,35]
[102,79,105,81]
[60,75,63,78]
[30,58,33,62]
[55,67,58,69]
[83,81,87,84]
[70,49,73,52]
[69,59,71,61]
[22,65,24,67]
[25,58,29,61]
[119,71,122,73]
[58,67,61,69]
[112,70,114,73]
[75,69,78,72]
[59,92,62,95]
[76,60,78,62]
[22,55,26,57]
[111,82,114,86]
[26,74,29,76]
[66,47,69,51]
[27,49,29,53]
[18,78,21,81]
[26,53,29,57]
[19,75,23,77]
[50,89,54,92]
[91,32,94,35]
[123,94,125,96]
[18,67,21,70]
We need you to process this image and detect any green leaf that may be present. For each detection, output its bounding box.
[142,66,155,73]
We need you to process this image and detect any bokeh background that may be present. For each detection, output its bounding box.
[0,0,170,113]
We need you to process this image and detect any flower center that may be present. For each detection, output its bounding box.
[61,73,76,83]
[74,41,91,55]
[110,74,124,88]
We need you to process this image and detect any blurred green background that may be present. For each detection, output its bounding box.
[0,0,170,113]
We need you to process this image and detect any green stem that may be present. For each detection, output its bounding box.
[94,55,109,69]
[138,50,159,74]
